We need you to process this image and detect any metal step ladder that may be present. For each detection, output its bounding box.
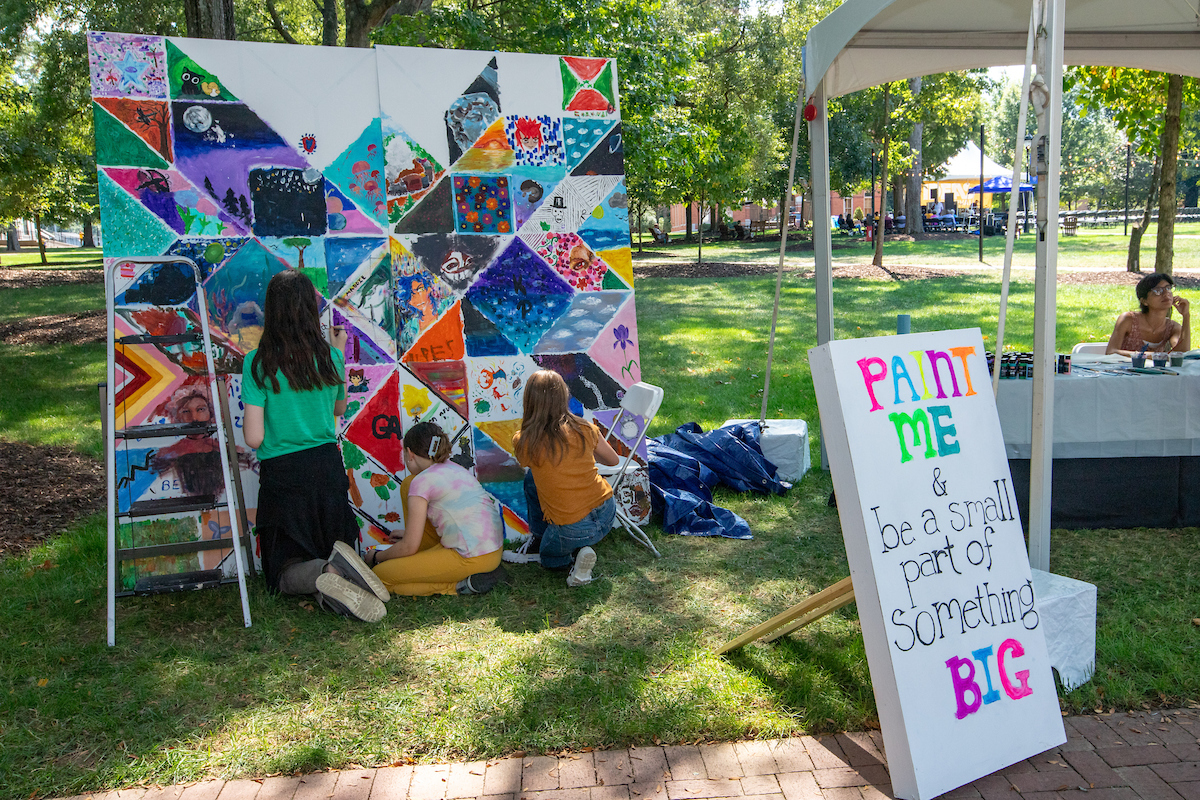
[104,256,253,646]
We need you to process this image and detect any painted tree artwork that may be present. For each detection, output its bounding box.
[92,33,644,580]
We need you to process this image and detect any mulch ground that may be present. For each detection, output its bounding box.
[0,441,105,558]
[0,268,106,346]
[0,261,1191,559]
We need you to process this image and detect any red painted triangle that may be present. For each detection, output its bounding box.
[403,301,465,363]
[342,370,404,473]
[563,56,607,81]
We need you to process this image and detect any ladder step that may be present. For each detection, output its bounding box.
[121,496,223,519]
[117,332,201,346]
[118,535,251,561]
[116,422,217,440]
[133,569,224,595]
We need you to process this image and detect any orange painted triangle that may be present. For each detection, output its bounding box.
[402,300,465,363]
[95,97,174,162]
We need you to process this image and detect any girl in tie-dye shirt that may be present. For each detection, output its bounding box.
[368,422,509,596]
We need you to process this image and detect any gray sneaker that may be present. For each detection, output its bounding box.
[328,541,390,602]
[456,565,513,595]
[315,573,386,623]
[566,546,597,587]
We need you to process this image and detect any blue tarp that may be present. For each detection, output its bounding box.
[646,422,790,539]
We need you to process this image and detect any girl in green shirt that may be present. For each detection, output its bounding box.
[242,270,389,622]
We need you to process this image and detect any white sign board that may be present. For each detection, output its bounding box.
[809,330,1065,800]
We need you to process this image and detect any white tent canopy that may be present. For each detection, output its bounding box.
[935,140,1008,181]
[796,0,1200,578]
[802,0,1200,101]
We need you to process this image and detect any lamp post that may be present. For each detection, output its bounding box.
[1023,133,1034,234]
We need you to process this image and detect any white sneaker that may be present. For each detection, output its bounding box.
[315,573,386,623]
[567,546,597,587]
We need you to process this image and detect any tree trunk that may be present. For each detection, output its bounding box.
[33,211,47,265]
[183,0,236,39]
[634,199,644,253]
[1128,157,1160,272]
[345,0,432,48]
[1155,73,1183,275]
[320,0,339,46]
[891,175,904,223]
[697,198,704,265]
[82,218,95,248]
[5,223,19,251]
[873,84,891,268]
[684,198,693,242]
[780,189,788,231]
[905,77,924,234]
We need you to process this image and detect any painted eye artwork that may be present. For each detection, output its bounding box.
[90,32,637,583]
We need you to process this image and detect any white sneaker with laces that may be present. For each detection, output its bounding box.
[566,546,597,587]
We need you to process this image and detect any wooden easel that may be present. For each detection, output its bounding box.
[716,576,855,654]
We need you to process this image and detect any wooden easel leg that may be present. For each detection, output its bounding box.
[716,576,854,654]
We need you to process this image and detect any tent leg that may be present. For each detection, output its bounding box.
[1028,0,1065,572]
[810,80,834,470]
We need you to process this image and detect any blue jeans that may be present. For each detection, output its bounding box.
[523,470,616,570]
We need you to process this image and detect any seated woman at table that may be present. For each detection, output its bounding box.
[1105,272,1191,355]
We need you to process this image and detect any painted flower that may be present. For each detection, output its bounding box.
[613,324,633,351]
[369,473,391,488]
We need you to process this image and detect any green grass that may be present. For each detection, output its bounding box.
[0,251,1197,798]
[634,220,1200,270]
[1,246,104,269]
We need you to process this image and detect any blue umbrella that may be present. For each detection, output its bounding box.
[968,175,1036,193]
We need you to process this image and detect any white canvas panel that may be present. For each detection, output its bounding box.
[493,51,568,117]
[375,44,500,171]
[169,37,380,172]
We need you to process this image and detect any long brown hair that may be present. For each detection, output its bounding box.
[515,370,593,465]
[251,270,341,394]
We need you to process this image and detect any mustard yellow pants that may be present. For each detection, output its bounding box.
[370,476,501,596]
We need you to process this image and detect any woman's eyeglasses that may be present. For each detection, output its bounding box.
[1150,286,1174,296]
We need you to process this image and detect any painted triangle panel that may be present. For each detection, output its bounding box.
[94,97,174,162]
[446,57,501,166]
[464,238,575,353]
[343,369,404,473]
[571,122,624,176]
[93,103,171,170]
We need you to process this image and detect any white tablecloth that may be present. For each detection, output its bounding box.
[996,360,1200,458]
[1032,569,1097,691]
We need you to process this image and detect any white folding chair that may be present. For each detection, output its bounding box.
[1071,342,1108,356]
[596,381,664,558]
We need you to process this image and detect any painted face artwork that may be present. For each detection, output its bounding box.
[94,33,642,579]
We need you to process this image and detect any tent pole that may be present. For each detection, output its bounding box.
[993,0,1040,398]
[760,76,807,424]
[810,80,834,469]
[1028,0,1065,573]
[979,125,985,262]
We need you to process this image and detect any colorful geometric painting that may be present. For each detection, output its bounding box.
[93,34,640,568]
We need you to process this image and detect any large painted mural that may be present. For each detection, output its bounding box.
[92,33,646,584]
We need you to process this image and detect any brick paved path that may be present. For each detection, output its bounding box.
[59,710,1198,800]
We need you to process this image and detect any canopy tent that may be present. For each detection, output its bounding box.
[968,175,1036,193]
[936,140,1009,181]
[923,140,1013,209]
[781,0,1200,584]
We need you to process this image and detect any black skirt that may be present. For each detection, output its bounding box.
[256,442,357,592]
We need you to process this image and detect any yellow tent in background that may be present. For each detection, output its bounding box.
[922,140,1009,211]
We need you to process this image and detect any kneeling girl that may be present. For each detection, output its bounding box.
[370,422,508,595]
